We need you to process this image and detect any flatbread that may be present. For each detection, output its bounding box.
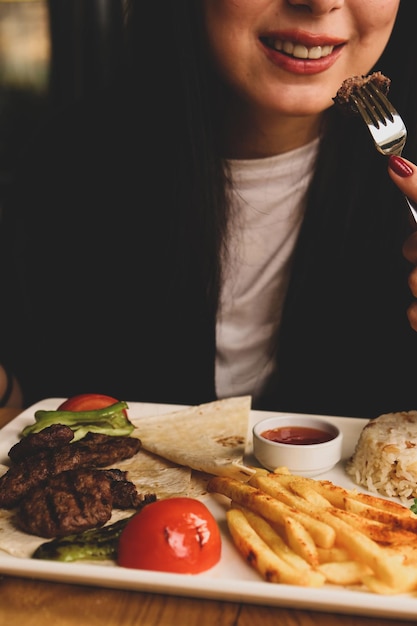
[132,396,255,481]
[115,449,194,499]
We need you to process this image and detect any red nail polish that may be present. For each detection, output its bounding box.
[389,155,413,177]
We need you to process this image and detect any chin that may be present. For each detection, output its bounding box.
[263,88,336,117]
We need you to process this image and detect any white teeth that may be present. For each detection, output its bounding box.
[271,39,334,59]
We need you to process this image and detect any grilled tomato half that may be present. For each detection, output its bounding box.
[117,497,221,573]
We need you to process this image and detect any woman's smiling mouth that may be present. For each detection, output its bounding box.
[259,32,346,75]
[262,37,335,60]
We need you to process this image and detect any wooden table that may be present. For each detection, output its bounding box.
[0,408,409,625]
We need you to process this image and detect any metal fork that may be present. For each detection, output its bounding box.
[349,81,417,223]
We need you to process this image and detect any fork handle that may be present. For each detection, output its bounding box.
[405,195,417,225]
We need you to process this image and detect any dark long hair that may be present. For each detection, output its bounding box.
[126,0,230,314]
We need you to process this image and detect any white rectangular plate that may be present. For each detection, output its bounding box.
[1,399,416,621]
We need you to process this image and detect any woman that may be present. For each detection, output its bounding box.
[1,0,417,418]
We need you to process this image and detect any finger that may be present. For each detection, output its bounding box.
[402,231,417,264]
[406,301,417,332]
[409,267,417,297]
[388,156,417,203]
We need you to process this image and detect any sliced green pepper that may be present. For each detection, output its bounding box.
[22,401,134,440]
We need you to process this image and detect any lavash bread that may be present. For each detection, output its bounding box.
[346,411,417,503]
[132,396,255,481]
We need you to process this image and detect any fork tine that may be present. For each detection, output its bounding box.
[365,82,394,110]
[351,85,391,129]
[363,83,395,125]
[350,91,379,127]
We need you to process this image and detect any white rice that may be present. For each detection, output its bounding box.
[346,411,417,504]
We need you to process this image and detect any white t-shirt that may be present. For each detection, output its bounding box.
[215,138,319,401]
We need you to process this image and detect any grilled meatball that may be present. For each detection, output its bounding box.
[8,424,74,463]
[17,468,114,537]
[0,433,141,508]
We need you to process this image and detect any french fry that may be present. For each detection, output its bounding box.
[306,478,348,509]
[317,546,351,563]
[362,575,414,595]
[272,467,291,475]
[283,515,319,567]
[347,490,417,520]
[344,496,417,531]
[232,505,311,571]
[208,475,335,548]
[317,560,373,586]
[331,507,417,548]
[226,508,325,587]
[285,480,333,508]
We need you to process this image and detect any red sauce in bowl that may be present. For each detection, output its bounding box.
[261,426,335,445]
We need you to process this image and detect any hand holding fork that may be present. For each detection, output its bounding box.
[349,81,417,224]
[350,80,417,332]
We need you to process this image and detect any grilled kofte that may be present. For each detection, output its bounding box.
[8,423,75,463]
[0,422,152,538]
[0,431,141,509]
[17,467,151,538]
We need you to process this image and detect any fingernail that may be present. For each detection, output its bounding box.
[389,155,414,177]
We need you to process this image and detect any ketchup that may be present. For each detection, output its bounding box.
[261,426,334,445]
